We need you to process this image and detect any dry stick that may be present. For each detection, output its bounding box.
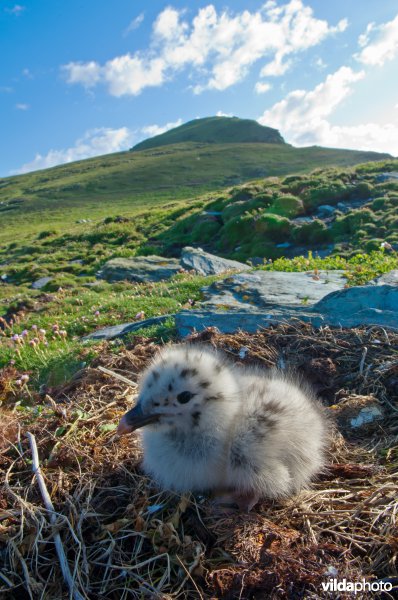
[97,366,138,387]
[26,432,85,600]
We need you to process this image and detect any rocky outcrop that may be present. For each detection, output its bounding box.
[97,256,181,283]
[201,270,347,310]
[176,283,398,336]
[97,248,249,283]
[180,247,250,276]
[31,277,53,290]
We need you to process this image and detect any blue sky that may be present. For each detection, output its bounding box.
[1,0,398,176]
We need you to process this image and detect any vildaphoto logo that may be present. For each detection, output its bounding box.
[321,578,393,594]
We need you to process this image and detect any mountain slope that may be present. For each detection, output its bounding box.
[0,117,392,243]
[132,116,286,150]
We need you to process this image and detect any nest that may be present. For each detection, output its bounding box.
[0,323,397,599]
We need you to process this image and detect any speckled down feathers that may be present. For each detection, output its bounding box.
[128,344,329,500]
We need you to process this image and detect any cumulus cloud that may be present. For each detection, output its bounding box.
[63,1,347,96]
[16,127,134,174]
[140,118,183,137]
[260,66,365,137]
[259,65,398,155]
[356,13,398,66]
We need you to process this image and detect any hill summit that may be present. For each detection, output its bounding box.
[132,116,286,151]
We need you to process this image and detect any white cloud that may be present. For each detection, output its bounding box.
[259,65,398,155]
[123,13,145,36]
[15,103,29,110]
[5,4,25,15]
[255,81,272,94]
[63,1,348,96]
[216,110,233,117]
[356,13,398,66]
[63,61,102,88]
[260,66,365,138]
[15,127,133,174]
[140,118,183,137]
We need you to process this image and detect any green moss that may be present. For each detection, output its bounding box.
[301,182,349,210]
[219,213,255,247]
[292,220,332,244]
[254,213,291,241]
[221,201,248,222]
[267,194,304,217]
[191,219,221,243]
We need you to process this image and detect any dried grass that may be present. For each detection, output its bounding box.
[0,324,397,599]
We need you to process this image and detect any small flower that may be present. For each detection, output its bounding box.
[29,339,37,347]
[33,337,39,344]
[21,374,29,382]
[52,324,59,331]
[10,359,16,366]
[94,311,100,317]
[59,330,67,337]
[39,328,46,336]
[15,379,22,386]
[21,329,29,337]
[31,324,38,331]
[11,334,20,342]
[135,311,145,320]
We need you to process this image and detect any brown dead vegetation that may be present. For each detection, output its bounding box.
[0,322,397,599]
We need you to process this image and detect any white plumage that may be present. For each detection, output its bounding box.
[117,344,328,511]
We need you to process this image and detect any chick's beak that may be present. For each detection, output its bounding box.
[117,403,159,435]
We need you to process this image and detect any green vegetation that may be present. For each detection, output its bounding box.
[0,115,397,393]
[132,116,286,150]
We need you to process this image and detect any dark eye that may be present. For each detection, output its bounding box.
[177,391,195,404]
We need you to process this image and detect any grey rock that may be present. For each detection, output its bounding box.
[176,281,398,336]
[31,276,53,290]
[292,216,313,225]
[372,270,398,286]
[201,270,347,310]
[316,204,336,216]
[180,247,250,276]
[376,172,398,183]
[82,315,173,341]
[175,309,310,337]
[97,256,181,283]
[314,284,397,317]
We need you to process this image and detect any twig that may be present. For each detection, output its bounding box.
[97,366,138,387]
[359,346,368,375]
[26,432,85,600]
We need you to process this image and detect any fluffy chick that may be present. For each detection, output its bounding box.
[117,344,328,511]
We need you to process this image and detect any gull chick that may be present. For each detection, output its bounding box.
[117,345,328,511]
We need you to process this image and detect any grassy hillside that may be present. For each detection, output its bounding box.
[0,141,391,245]
[132,116,286,150]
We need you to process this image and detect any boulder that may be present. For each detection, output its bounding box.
[313,284,398,327]
[97,256,181,283]
[180,247,250,276]
[31,276,53,290]
[201,270,347,310]
[176,281,398,336]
